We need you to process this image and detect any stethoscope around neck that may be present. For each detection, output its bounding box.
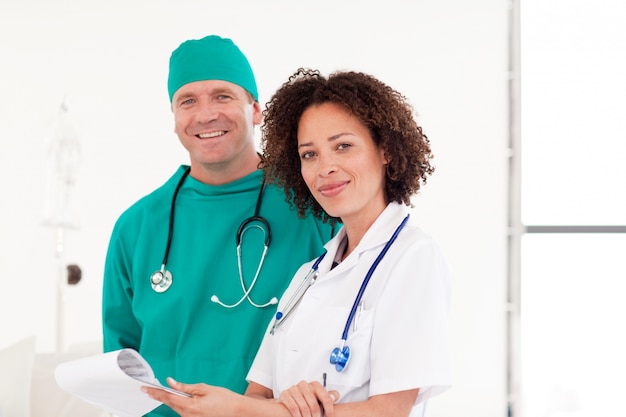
[270,213,409,373]
[150,167,277,308]
[211,185,276,308]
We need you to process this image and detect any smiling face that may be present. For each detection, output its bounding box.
[172,79,262,184]
[297,102,388,229]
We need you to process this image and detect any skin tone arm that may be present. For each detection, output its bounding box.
[246,381,338,417]
[274,382,418,417]
[143,378,293,417]
[142,378,418,417]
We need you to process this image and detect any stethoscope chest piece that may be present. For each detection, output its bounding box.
[327,214,410,373]
[150,269,172,293]
[330,344,351,372]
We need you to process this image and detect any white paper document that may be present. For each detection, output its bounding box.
[55,348,190,417]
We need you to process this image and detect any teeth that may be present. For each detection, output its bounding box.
[198,131,225,138]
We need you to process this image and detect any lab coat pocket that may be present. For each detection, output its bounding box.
[280,289,376,392]
[323,304,375,390]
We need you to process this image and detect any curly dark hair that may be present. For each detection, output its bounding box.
[260,68,434,223]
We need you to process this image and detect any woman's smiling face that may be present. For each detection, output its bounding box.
[297,102,388,227]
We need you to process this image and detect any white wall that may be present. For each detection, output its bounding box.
[0,1,509,416]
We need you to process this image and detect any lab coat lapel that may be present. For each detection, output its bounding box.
[318,203,408,275]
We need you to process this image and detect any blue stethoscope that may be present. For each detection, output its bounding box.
[150,167,277,308]
[270,214,409,372]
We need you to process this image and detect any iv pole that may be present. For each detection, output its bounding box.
[43,99,82,352]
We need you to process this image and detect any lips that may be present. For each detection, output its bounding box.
[318,181,349,197]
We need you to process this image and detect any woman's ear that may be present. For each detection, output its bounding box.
[381,149,390,165]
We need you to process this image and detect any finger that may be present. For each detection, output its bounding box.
[298,381,322,417]
[314,385,339,417]
[295,381,326,417]
[328,389,340,403]
[318,394,334,417]
[280,387,305,417]
[166,377,196,395]
[142,386,191,416]
[143,386,177,404]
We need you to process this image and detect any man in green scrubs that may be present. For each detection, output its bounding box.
[102,35,333,417]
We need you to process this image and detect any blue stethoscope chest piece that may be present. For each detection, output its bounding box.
[330,344,351,372]
[327,214,408,372]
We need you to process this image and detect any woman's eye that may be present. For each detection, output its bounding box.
[337,143,352,151]
[301,151,315,160]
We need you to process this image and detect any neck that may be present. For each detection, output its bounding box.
[340,221,372,261]
[191,148,260,185]
[339,203,388,259]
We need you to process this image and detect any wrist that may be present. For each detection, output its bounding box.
[237,395,290,417]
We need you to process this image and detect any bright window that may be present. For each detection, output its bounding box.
[519,1,626,416]
[521,0,626,226]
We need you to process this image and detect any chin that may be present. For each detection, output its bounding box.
[321,207,343,220]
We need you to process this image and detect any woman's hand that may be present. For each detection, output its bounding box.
[142,377,240,417]
[278,380,340,417]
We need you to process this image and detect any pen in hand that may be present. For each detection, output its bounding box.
[322,372,327,417]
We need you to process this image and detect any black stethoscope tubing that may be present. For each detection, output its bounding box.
[164,167,271,263]
[151,166,272,295]
[236,183,271,247]
[161,166,191,269]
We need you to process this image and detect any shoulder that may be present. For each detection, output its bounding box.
[113,167,187,231]
[391,221,453,292]
[401,222,441,249]
[394,222,450,267]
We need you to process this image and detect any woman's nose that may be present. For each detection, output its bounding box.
[318,154,337,176]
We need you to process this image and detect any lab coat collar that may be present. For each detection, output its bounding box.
[319,202,409,273]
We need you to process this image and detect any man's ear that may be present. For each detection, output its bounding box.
[252,101,263,126]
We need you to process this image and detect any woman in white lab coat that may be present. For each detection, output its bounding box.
[143,68,453,417]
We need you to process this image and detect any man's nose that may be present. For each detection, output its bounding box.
[196,100,218,123]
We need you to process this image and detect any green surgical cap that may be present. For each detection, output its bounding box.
[167,35,258,102]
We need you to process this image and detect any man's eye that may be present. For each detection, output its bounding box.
[181,98,194,106]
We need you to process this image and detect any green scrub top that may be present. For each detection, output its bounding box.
[102,166,334,417]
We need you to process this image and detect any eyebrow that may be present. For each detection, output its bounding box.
[212,86,237,96]
[174,86,239,104]
[174,92,193,102]
[298,132,354,149]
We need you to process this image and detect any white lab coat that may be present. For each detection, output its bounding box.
[247,202,453,417]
